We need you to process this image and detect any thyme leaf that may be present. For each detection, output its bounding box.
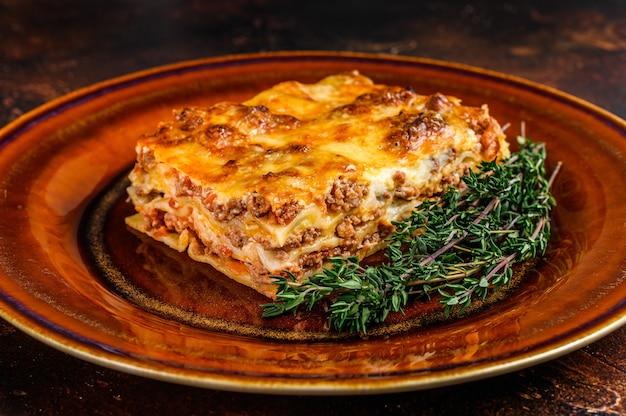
[261,137,561,334]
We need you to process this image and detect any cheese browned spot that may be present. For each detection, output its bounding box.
[125,71,509,298]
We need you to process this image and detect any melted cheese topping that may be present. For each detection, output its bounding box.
[126,71,509,298]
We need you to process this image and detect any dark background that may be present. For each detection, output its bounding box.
[2,1,626,415]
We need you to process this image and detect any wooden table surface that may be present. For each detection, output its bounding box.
[1,1,626,414]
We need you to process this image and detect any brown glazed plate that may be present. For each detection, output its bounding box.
[1,51,626,395]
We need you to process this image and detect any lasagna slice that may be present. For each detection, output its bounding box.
[125,71,509,299]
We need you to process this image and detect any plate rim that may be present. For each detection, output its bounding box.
[1,50,626,395]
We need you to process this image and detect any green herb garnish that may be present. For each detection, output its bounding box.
[261,137,561,334]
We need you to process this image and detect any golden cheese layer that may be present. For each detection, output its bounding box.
[126,71,509,298]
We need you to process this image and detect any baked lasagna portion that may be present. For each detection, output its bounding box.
[125,71,509,298]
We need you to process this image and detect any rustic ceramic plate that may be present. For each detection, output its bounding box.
[1,52,625,395]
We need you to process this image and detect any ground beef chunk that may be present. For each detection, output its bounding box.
[362,222,395,248]
[142,208,168,237]
[241,105,300,134]
[424,93,453,113]
[440,171,464,189]
[163,212,192,234]
[325,176,368,212]
[272,201,302,225]
[458,105,504,160]
[479,117,505,161]
[136,147,157,171]
[254,235,274,250]
[173,173,225,210]
[175,107,205,131]
[356,86,417,107]
[225,227,248,248]
[204,124,239,150]
[212,198,246,222]
[282,227,321,249]
[246,193,272,218]
[362,232,381,247]
[335,102,371,116]
[299,247,348,270]
[390,170,419,200]
[335,215,362,238]
[392,170,406,185]
[174,174,253,222]
[394,185,420,200]
[174,174,201,197]
[387,110,447,151]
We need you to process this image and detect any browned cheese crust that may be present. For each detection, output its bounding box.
[125,71,509,298]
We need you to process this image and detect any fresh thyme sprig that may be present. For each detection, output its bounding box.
[261,137,561,333]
